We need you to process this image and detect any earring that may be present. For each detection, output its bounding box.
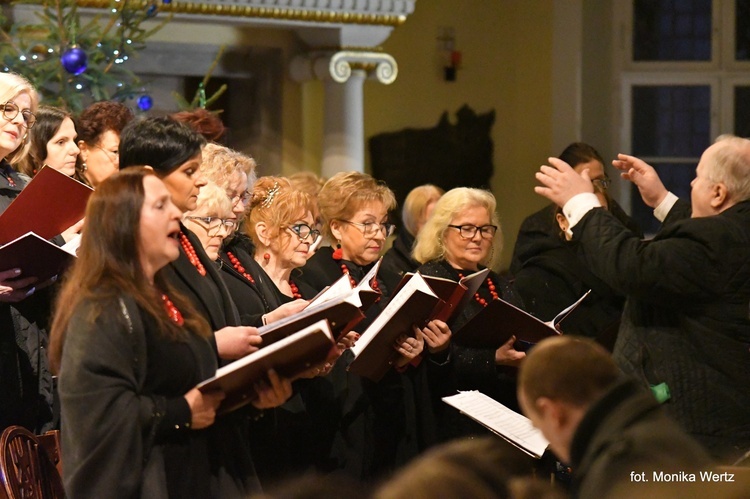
[263,252,270,262]
[332,242,343,260]
[81,162,87,172]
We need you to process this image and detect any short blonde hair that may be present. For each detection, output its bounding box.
[246,176,316,246]
[0,72,40,165]
[183,181,232,219]
[402,184,444,236]
[318,171,396,240]
[200,143,257,191]
[412,187,502,268]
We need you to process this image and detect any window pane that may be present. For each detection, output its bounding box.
[633,0,712,61]
[737,0,750,60]
[631,85,711,157]
[631,162,696,234]
[735,86,750,136]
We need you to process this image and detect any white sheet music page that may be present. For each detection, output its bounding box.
[349,271,434,357]
[442,390,549,458]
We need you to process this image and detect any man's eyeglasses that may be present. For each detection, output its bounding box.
[447,224,498,240]
[1,101,36,129]
[340,220,396,238]
[591,175,611,193]
[93,144,119,163]
[184,216,237,237]
[285,223,321,242]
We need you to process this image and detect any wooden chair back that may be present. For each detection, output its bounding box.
[0,426,65,499]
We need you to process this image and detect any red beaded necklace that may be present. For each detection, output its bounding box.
[179,232,206,277]
[226,251,255,284]
[161,293,184,326]
[289,280,302,299]
[458,273,499,307]
[340,264,381,302]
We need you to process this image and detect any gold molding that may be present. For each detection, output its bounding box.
[72,0,408,27]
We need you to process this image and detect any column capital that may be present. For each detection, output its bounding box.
[290,49,397,85]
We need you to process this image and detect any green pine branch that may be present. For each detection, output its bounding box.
[0,0,171,112]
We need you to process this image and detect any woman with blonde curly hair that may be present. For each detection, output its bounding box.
[414,187,526,443]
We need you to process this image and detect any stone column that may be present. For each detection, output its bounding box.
[291,50,398,177]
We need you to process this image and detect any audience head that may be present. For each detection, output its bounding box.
[373,436,556,499]
[402,184,444,237]
[0,72,39,165]
[20,106,79,177]
[171,108,226,143]
[200,143,257,220]
[120,116,207,212]
[517,336,620,463]
[248,176,319,270]
[692,135,750,217]
[75,100,134,187]
[49,168,209,372]
[183,181,235,261]
[318,171,396,266]
[413,187,501,270]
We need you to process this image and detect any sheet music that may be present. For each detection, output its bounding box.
[546,289,592,329]
[442,391,548,458]
[306,274,353,308]
[349,272,434,357]
[354,257,382,293]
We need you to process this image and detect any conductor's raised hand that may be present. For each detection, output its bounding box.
[0,268,38,303]
[612,153,668,208]
[184,387,225,430]
[252,369,293,409]
[535,157,594,207]
[214,326,263,360]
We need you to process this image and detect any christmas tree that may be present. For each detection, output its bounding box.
[0,0,170,112]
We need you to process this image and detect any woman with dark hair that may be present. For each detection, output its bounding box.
[512,143,627,349]
[50,168,285,498]
[119,117,292,494]
[510,142,640,274]
[18,106,79,178]
[74,100,134,187]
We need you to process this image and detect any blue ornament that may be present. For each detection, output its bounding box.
[162,0,172,4]
[137,95,154,111]
[60,46,87,76]
[146,4,158,17]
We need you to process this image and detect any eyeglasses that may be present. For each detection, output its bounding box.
[339,220,396,238]
[184,216,237,237]
[447,224,498,240]
[591,175,611,193]
[92,144,119,163]
[285,223,321,242]
[228,190,251,205]
[1,101,36,129]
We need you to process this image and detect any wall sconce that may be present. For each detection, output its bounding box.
[437,26,461,82]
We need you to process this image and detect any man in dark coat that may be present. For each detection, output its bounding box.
[534,137,750,462]
[518,336,712,499]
